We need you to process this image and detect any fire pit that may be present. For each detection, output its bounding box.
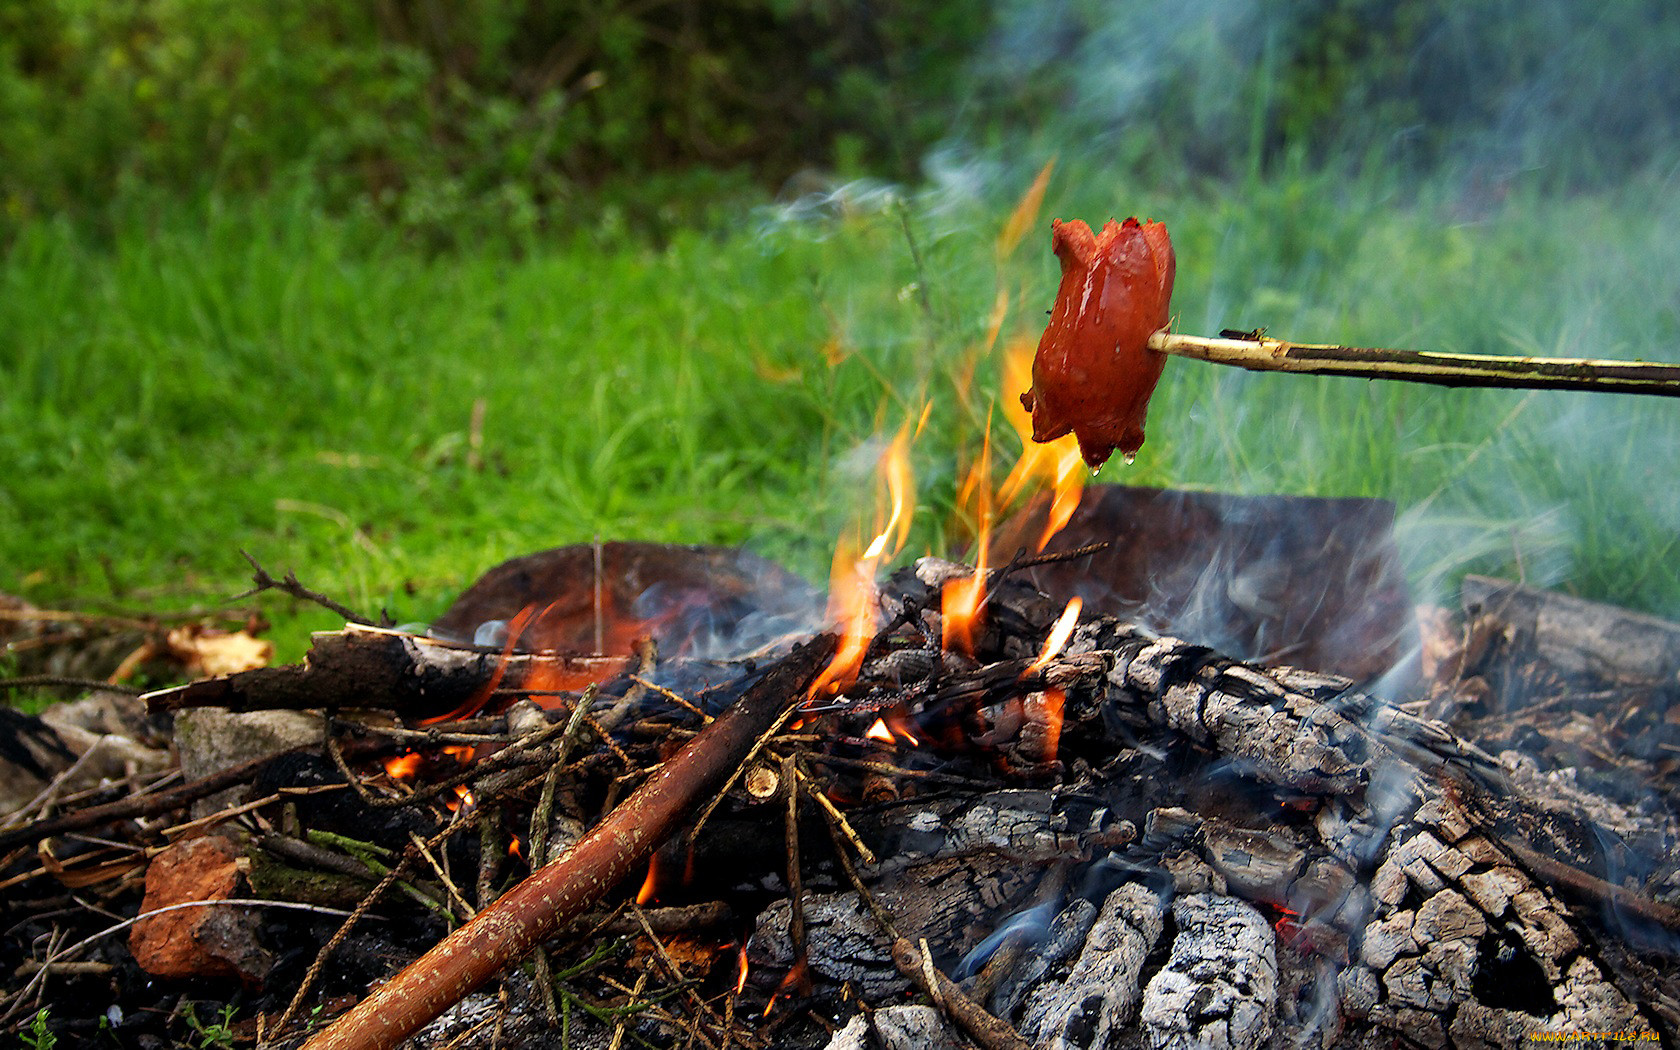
[4,205,1677,1049]
[3,515,1674,1048]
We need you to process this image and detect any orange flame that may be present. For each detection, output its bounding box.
[865,718,894,743]
[864,421,917,561]
[996,159,1056,261]
[1028,597,1082,673]
[446,783,475,813]
[943,431,993,656]
[809,414,924,700]
[998,335,1086,552]
[421,602,548,725]
[508,834,523,860]
[884,710,921,746]
[807,535,879,700]
[384,752,423,780]
[763,960,809,1016]
[735,945,750,996]
[636,854,660,906]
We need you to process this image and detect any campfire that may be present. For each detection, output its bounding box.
[3,201,1678,1049]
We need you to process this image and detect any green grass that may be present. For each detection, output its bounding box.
[5,162,1680,664]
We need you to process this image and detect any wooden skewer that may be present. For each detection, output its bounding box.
[1147,330,1680,398]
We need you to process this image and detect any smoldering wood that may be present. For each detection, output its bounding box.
[749,789,1135,991]
[18,548,1680,1049]
[1017,881,1164,1046]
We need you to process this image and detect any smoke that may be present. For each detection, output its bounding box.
[966,0,1680,190]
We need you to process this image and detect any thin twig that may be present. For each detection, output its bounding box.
[271,821,459,1039]
[0,747,306,852]
[792,763,876,866]
[301,636,837,1050]
[236,549,384,625]
[0,676,145,695]
[781,754,809,995]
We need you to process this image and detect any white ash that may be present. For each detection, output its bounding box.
[1019,882,1165,1047]
[824,1005,964,1050]
[1140,893,1277,1050]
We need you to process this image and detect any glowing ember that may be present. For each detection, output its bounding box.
[1028,596,1083,672]
[1034,687,1065,763]
[383,752,423,780]
[865,718,894,743]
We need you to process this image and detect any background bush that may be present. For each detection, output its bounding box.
[4,0,1677,241]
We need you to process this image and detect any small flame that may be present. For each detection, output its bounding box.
[384,752,423,780]
[763,960,808,1016]
[807,535,879,700]
[735,945,750,996]
[884,711,921,746]
[995,159,1056,261]
[1028,597,1082,673]
[943,432,993,657]
[420,602,547,725]
[865,718,894,743]
[863,421,917,560]
[508,835,523,860]
[446,783,475,813]
[636,854,660,906]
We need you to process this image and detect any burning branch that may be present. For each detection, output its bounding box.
[300,634,837,1050]
[1148,329,1680,397]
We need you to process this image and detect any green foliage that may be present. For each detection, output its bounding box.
[5,166,1680,660]
[4,0,1677,239]
[0,0,985,236]
[180,1001,236,1049]
[18,1008,55,1050]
